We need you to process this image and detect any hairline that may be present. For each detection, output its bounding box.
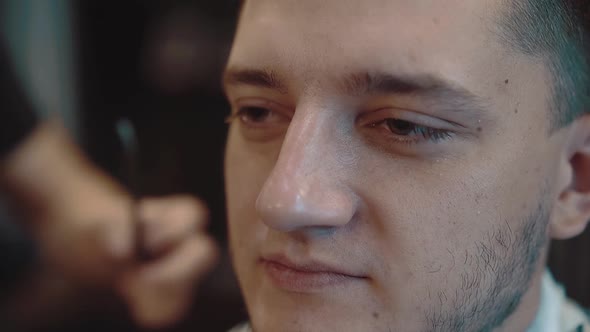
[494,0,590,131]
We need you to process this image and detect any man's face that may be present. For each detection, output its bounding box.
[223,0,571,331]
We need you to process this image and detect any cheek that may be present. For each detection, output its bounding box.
[225,128,280,240]
[357,148,546,277]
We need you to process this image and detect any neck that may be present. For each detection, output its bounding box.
[494,254,548,331]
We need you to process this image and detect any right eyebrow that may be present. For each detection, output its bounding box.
[223,68,288,94]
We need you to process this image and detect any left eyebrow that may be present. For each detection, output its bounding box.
[340,71,492,121]
[341,71,481,103]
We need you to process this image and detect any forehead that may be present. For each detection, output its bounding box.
[227,0,553,130]
[230,0,505,85]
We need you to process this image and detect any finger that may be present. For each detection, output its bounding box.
[119,277,194,329]
[137,196,209,255]
[98,196,135,263]
[140,234,218,284]
[138,195,209,229]
[117,235,218,328]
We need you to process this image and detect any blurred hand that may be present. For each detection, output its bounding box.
[2,120,218,329]
[117,196,219,329]
[33,179,218,328]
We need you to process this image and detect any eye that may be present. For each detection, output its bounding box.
[226,101,291,142]
[237,106,273,123]
[385,119,415,135]
[226,106,290,127]
[373,118,453,144]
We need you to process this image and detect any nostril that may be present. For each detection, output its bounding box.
[256,177,357,232]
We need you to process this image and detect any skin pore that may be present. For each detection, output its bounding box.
[223,0,587,331]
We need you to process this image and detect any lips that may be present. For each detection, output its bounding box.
[260,254,366,292]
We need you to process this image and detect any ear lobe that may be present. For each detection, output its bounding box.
[550,191,590,239]
[550,117,590,240]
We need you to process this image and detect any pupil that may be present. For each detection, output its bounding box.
[245,107,270,122]
[386,119,415,135]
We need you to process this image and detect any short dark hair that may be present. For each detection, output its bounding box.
[497,0,590,129]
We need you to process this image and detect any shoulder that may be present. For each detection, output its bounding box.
[560,297,590,332]
[228,322,252,332]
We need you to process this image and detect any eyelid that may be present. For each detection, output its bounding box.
[357,108,456,130]
[232,97,293,117]
[225,97,293,128]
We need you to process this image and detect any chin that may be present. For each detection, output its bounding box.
[243,288,387,332]
[249,309,398,332]
[249,308,357,332]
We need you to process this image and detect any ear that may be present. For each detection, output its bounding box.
[550,115,590,240]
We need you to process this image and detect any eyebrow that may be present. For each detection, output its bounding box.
[223,68,288,94]
[340,72,490,116]
[223,67,491,121]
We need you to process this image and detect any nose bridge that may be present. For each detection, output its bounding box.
[256,103,357,232]
[276,106,326,179]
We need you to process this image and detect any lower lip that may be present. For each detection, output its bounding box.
[262,260,362,292]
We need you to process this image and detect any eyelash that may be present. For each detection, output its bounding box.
[227,106,453,144]
[370,119,453,144]
[225,106,277,125]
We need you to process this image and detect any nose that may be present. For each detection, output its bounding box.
[256,106,358,233]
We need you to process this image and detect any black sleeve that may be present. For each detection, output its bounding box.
[0,40,38,159]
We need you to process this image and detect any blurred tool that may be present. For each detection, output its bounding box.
[116,118,150,261]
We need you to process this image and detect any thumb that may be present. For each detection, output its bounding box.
[116,235,218,329]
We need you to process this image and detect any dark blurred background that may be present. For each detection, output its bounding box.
[1,1,246,331]
[0,1,588,332]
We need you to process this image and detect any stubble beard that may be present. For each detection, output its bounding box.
[424,196,551,332]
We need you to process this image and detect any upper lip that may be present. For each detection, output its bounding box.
[260,253,366,278]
